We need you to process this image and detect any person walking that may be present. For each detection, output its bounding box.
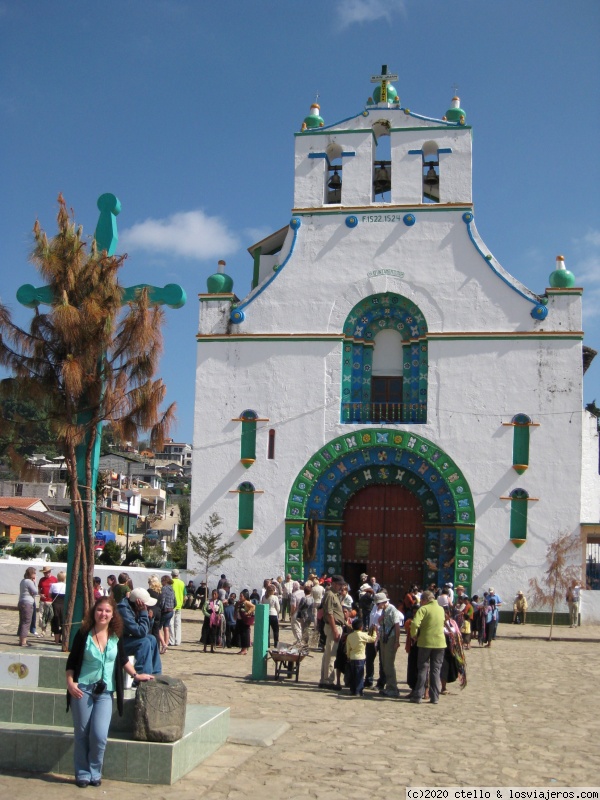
[409,589,446,704]
[169,568,186,646]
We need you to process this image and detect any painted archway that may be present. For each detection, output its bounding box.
[341,293,428,424]
[285,428,475,594]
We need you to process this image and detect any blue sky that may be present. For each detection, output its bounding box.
[2,0,599,443]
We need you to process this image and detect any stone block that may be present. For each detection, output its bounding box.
[132,675,187,743]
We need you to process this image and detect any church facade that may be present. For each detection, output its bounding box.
[190,69,599,606]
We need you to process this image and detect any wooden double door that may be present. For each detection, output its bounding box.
[341,484,425,603]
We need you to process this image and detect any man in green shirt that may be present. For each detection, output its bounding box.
[409,589,446,704]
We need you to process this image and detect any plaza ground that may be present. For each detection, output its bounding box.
[0,602,598,798]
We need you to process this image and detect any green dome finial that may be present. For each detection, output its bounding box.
[444,96,466,124]
[301,102,324,131]
[549,255,575,289]
[207,260,234,294]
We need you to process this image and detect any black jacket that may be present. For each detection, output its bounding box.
[65,629,130,715]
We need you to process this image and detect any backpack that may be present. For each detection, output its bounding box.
[297,597,310,621]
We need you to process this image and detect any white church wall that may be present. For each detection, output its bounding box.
[581,410,600,521]
[191,338,341,589]
[198,298,234,336]
[581,590,600,624]
[230,212,552,338]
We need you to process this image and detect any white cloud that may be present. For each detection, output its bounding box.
[336,0,406,27]
[120,209,240,261]
[244,226,273,245]
[583,230,600,248]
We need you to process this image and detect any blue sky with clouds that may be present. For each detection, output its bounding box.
[2,0,599,442]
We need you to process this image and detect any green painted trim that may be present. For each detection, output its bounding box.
[196,334,345,342]
[295,128,377,140]
[513,425,530,473]
[389,125,472,133]
[240,420,257,465]
[546,288,583,295]
[197,331,582,344]
[251,247,261,291]
[498,610,573,626]
[510,489,529,544]
[430,333,583,341]
[294,126,472,136]
[198,293,236,302]
[238,491,254,533]
[292,206,473,217]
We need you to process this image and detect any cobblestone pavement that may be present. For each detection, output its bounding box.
[0,603,598,799]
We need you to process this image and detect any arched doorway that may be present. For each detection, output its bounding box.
[285,428,475,594]
[342,484,425,598]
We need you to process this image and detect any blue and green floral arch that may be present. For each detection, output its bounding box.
[284,429,475,592]
[341,292,428,424]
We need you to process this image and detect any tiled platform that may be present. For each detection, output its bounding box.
[0,649,230,784]
[0,704,229,784]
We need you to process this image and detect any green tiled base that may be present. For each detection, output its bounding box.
[498,610,572,626]
[0,704,229,785]
[37,654,68,688]
[0,686,136,730]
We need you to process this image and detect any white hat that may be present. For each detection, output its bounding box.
[129,588,157,607]
[373,592,388,605]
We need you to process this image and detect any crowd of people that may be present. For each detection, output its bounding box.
[13,564,540,785]
[178,571,517,703]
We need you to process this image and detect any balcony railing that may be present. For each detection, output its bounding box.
[341,402,427,424]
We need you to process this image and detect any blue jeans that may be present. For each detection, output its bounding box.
[348,658,366,695]
[123,635,162,674]
[70,685,114,782]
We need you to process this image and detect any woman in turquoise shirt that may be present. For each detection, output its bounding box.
[66,595,154,788]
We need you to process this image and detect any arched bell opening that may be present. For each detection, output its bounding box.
[372,119,391,201]
[325,142,343,205]
[422,140,440,203]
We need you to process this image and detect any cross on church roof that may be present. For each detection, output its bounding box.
[371,64,398,104]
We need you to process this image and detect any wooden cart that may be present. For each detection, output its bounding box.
[269,649,308,682]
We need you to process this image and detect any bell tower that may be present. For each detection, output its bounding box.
[293,67,472,210]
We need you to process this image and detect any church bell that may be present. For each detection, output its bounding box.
[423,163,439,186]
[373,161,391,196]
[327,167,342,203]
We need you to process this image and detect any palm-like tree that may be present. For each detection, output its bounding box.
[0,195,175,645]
